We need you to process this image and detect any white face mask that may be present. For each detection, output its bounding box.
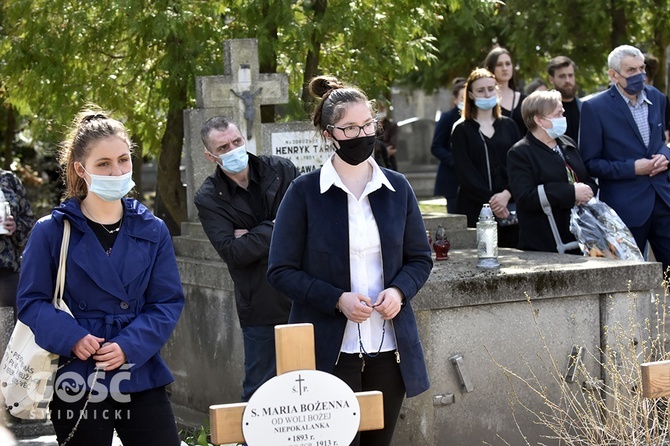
[82,167,135,201]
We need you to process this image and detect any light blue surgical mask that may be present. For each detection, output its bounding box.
[219,145,249,174]
[474,96,498,111]
[457,101,465,111]
[82,167,135,202]
[543,117,567,140]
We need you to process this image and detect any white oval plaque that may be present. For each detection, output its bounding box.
[242,369,360,446]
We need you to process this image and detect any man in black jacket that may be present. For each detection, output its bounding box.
[194,116,299,402]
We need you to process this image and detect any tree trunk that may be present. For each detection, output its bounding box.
[155,87,187,236]
[301,0,328,112]
[651,0,667,94]
[260,1,279,124]
[132,140,143,202]
[609,0,627,49]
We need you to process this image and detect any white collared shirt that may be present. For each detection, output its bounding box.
[320,156,397,354]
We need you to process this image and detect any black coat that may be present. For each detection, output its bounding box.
[194,153,299,327]
[507,132,598,253]
[451,116,521,227]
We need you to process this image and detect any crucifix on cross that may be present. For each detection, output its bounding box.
[209,323,384,445]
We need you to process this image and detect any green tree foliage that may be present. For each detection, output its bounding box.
[1,0,446,230]
[409,0,669,95]
[1,0,668,231]
[1,0,226,230]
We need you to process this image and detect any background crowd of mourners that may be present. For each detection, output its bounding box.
[430,44,670,276]
[1,41,670,446]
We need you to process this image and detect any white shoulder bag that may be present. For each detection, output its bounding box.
[0,219,74,419]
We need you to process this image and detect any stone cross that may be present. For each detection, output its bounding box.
[183,38,289,221]
[209,323,384,445]
[195,39,288,153]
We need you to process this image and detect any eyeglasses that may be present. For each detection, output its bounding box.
[327,120,378,138]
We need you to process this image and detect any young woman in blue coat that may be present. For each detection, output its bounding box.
[16,108,184,445]
[267,76,432,446]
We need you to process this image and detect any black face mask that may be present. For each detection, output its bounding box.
[333,135,376,166]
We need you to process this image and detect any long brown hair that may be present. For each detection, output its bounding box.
[484,46,518,91]
[463,68,501,121]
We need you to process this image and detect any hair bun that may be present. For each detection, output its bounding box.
[308,75,346,99]
[81,113,107,123]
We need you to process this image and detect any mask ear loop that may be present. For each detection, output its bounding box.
[324,129,338,150]
[74,162,93,188]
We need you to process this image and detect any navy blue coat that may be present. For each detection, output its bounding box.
[580,85,670,227]
[267,168,432,397]
[431,107,461,198]
[17,198,184,393]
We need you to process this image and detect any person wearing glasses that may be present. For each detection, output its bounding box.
[580,45,670,277]
[451,68,522,248]
[267,75,432,446]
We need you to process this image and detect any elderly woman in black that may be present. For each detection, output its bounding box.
[507,90,597,253]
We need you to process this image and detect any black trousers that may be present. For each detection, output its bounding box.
[333,351,406,446]
[50,386,180,446]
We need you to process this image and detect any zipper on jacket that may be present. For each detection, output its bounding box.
[391,320,401,363]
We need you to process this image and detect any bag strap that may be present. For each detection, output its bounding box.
[537,185,580,254]
[53,219,71,307]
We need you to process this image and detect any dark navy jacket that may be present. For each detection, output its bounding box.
[430,106,461,198]
[17,198,184,393]
[580,85,670,227]
[267,167,432,397]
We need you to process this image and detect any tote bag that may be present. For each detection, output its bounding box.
[0,219,73,419]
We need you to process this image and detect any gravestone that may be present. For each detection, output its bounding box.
[261,122,329,173]
[209,323,383,445]
[394,118,438,198]
[183,38,289,221]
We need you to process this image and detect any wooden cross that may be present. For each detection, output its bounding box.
[641,359,670,398]
[209,323,384,445]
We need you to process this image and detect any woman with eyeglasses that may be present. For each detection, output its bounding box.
[452,68,522,248]
[267,75,432,446]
